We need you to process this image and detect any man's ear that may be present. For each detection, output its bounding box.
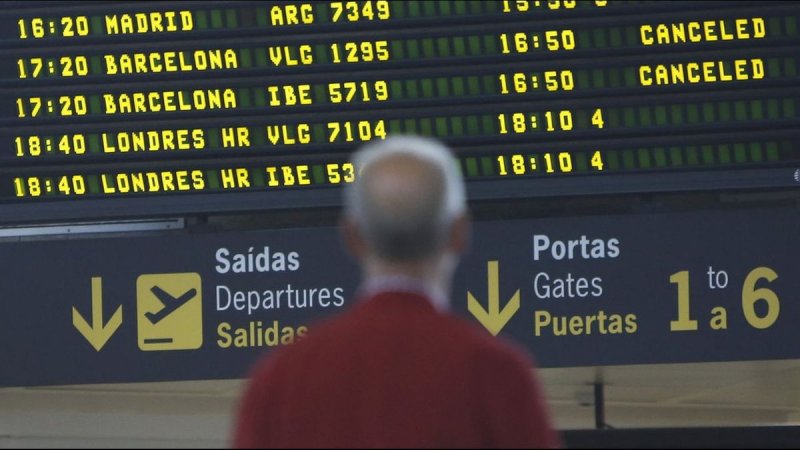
[447,212,471,255]
[339,216,367,260]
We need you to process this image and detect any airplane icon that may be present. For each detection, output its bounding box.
[137,273,203,351]
[145,285,198,325]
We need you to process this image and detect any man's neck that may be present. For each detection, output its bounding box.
[360,255,456,312]
[365,260,437,283]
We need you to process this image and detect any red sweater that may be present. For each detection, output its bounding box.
[233,291,561,448]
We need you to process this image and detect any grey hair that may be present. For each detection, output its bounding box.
[344,135,466,262]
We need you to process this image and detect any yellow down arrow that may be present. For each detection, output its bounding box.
[72,277,123,351]
[468,260,520,336]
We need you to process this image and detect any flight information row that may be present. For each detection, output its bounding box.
[5,134,792,199]
[6,78,794,126]
[5,1,670,42]
[8,32,789,87]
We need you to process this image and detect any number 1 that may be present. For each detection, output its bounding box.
[670,270,698,331]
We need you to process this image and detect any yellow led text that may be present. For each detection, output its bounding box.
[641,18,765,45]
[268,45,314,66]
[270,4,314,25]
[105,11,193,35]
[266,124,311,145]
[103,89,237,114]
[267,84,312,106]
[221,127,251,148]
[105,49,238,74]
[265,165,312,187]
[220,168,251,189]
[101,170,205,194]
[102,129,206,153]
[640,59,764,86]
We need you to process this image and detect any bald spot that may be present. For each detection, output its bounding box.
[361,152,444,224]
[356,152,447,261]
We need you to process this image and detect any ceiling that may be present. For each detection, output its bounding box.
[3,359,800,447]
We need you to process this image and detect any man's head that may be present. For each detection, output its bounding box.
[342,135,469,274]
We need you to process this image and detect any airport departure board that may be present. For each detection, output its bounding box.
[1,0,799,223]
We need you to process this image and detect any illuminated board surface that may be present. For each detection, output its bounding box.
[1,0,799,223]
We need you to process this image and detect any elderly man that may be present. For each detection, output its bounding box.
[233,135,560,448]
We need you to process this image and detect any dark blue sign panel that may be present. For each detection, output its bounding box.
[0,229,359,387]
[458,207,799,368]
[0,207,798,387]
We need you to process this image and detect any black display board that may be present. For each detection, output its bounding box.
[1,1,798,223]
